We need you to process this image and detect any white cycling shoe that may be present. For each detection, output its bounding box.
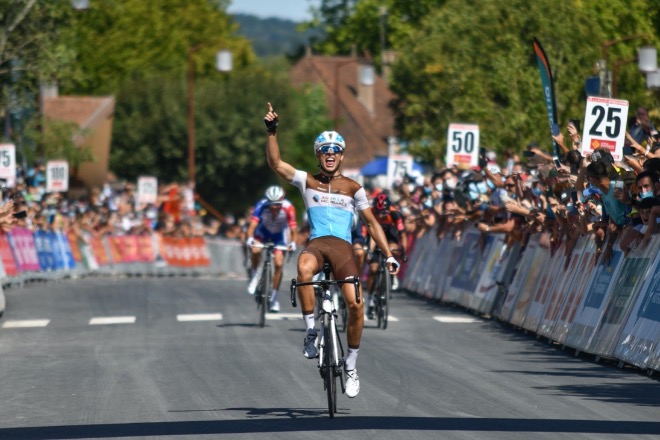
[247,272,261,295]
[303,331,318,359]
[345,368,360,398]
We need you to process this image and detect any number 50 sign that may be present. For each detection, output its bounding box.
[581,97,628,161]
[446,123,480,168]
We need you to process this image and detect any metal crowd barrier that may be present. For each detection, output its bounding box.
[402,224,660,374]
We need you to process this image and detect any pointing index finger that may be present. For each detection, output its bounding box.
[267,102,273,113]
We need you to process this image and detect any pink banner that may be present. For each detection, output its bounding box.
[9,227,40,272]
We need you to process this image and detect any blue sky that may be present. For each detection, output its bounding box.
[227,0,319,22]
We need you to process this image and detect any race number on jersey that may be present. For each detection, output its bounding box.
[46,160,69,192]
[137,176,158,204]
[581,97,628,161]
[0,144,17,187]
[387,154,413,188]
[446,124,480,168]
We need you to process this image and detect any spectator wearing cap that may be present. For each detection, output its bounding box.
[583,161,632,225]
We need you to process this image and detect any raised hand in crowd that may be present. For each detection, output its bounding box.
[0,200,19,232]
[566,121,581,149]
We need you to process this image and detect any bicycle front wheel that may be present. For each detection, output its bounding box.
[323,313,336,418]
[258,264,271,328]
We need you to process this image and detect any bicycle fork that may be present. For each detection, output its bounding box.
[318,293,342,372]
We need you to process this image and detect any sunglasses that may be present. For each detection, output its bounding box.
[318,145,344,155]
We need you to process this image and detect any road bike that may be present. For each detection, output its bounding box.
[250,242,289,328]
[371,250,392,329]
[290,263,360,418]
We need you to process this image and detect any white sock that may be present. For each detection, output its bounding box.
[345,348,359,371]
[303,314,316,333]
[369,295,375,307]
[271,289,278,302]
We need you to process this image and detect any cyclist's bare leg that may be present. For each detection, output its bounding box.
[352,244,366,277]
[272,251,284,290]
[342,282,364,348]
[249,242,263,274]
[296,252,319,316]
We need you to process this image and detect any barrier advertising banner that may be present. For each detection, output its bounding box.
[8,227,40,272]
[564,250,624,352]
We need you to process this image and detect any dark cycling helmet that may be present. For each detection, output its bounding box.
[373,193,391,212]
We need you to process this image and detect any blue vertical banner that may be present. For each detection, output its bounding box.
[34,230,54,271]
[533,37,560,159]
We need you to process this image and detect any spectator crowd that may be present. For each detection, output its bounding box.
[359,106,660,272]
[2,105,658,274]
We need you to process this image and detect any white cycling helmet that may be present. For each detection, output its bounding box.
[313,130,346,153]
[265,185,285,203]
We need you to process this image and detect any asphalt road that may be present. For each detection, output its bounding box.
[0,274,658,440]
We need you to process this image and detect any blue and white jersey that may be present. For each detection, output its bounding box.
[291,170,369,244]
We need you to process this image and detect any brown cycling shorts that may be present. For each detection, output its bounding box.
[300,236,359,280]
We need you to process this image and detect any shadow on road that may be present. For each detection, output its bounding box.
[0,414,657,439]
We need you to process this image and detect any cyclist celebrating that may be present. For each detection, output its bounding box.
[365,193,407,319]
[245,185,297,313]
[264,102,399,398]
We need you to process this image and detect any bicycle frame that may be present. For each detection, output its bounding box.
[250,242,289,327]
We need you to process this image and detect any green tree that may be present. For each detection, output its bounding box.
[110,61,332,216]
[310,0,660,164]
[391,0,659,163]
[0,0,80,155]
[60,0,255,95]
[307,0,441,67]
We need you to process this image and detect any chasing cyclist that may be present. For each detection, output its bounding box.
[245,185,297,313]
[264,102,400,398]
[365,193,407,319]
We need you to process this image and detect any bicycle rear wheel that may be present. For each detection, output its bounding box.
[381,273,391,330]
[258,264,271,328]
[375,270,384,328]
[323,313,336,418]
[339,298,348,333]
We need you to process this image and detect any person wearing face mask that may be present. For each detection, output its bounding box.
[476,174,518,236]
[636,171,658,201]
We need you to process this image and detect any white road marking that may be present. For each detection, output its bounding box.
[2,319,50,328]
[89,316,136,325]
[433,316,481,323]
[177,313,223,322]
[266,313,301,320]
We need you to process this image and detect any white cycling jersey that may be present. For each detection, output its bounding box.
[291,170,369,244]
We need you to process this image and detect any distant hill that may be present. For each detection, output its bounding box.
[231,13,320,58]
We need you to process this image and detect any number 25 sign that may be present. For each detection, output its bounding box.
[581,96,628,161]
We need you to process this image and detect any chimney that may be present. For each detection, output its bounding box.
[39,81,59,114]
[358,64,375,116]
[382,50,398,84]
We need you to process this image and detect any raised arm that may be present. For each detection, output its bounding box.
[264,102,296,182]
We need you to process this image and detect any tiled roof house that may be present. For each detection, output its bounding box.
[290,55,397,170]
[42,88,115,189]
